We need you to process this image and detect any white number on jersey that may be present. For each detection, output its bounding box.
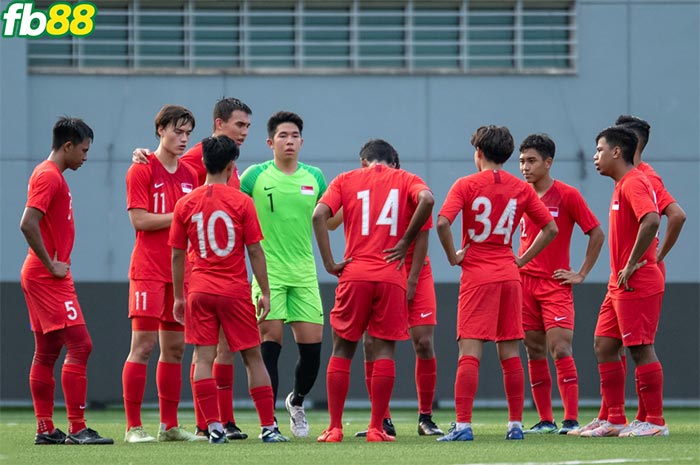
[468,196,517,244]
[134,291,147,310]
[153,192,165,213]
[357,189,399,236]
[64,300,78,321]
[192,210,235,258]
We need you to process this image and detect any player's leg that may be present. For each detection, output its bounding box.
[497,339,525,440]
[257,284,287,408]
[547,327,579,433]
[524,329,556,432]
[212,330,247,439]
[366,337,396,442]
[123,319,158,442]
[355,332,396,437]
[31,329,63,443]
[192,344,227,443]
[286,320,322,438]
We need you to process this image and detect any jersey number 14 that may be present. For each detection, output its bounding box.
[357,189,399,236]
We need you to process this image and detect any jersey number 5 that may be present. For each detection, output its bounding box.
[192,210,235,258]
[469,196,517,244]
[357,189,399,236]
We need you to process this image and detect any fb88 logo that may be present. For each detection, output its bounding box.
[2,2,97,37]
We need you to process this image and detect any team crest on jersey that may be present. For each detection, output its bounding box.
[548,206,559,217]
[611,200,620,211]
[300,185,315,195]
[181,183,193,193]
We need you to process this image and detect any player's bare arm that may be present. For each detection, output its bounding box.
[171,246,186,325]
[407,230,429,301]
[515,220,558,268]
[132,148,150,164]
[437,215,464,266]
[617,211,661,288]
[657,202,686,263]
[312,203,351,276]
[384,189,434,265]
[19,206,69,278]
[128,208,174,231]
[554,225,605,285]
[327,207,344,231]
[246,241,271,324]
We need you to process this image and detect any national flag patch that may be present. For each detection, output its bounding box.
[611,200,620,211]
[548,206,559,218]
[181,183,193,193]
[300,185,315,195]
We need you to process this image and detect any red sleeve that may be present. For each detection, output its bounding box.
[26,169,60,214]
[439,178,467,223]
[525,187,553,228]
[318,173,343,215]
[406,173,431,230]
[566,188,600,234]
[126,163,151,211]
[627,177,658,222]
[180,146,207,186]
[645,174,676,214]
[168,200,189,250]
[242,196,264,245]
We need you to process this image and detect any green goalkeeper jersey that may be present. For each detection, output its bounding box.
[240,160,327,287]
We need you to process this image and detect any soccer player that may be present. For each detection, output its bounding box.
[580,127,666,438]
[517,134,604,435]
[122,105,202,443]
[313,139,434,443]
[239,111,327,438]
[134,97,253,440]
[329,152,443,437]
[20,117,113,445]
[436,125,557,441]
[170,135,289,443]
[577,116,686,436]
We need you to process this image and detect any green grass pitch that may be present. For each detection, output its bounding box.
[1,408,698,465]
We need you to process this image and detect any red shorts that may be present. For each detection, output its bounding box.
[521,274,575,332]
[21,273,85,334]
[331,281,409,342]
[457,280,523,342]
[186,292,260,351]
[128,280,179,324]
[595,292,663,346]
[407,261,437,328]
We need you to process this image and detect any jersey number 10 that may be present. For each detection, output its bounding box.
[192,210,235,258]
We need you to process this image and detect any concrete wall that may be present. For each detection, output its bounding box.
[1,1,698,405]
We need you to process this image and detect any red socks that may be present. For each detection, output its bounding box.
[501,357,524,422]
[555,356,579,421]
[250,385,275,427]
[214,363,235,424]
[369,359,395,430]
[636,361,664,425]
[327,356,351,429]
[30,363,55,434]
[62,363,87,434]
[599,361,626,425]
[455,356,479,423]
[527,358,553,422]
[157,361,182,429]
[190,363,206,430]
[193,378,219,425]
[416,357,437,415]
[123,361,147,429]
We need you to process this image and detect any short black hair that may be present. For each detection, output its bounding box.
[596,126,638,165]
[615,115,650,152]
[470,125,514,164]
[201,135,239,175]
[52,117,93,150]
[267,111,303,139]
[359,139,399,166]
[519,133,556,160]
[213,97,252,128]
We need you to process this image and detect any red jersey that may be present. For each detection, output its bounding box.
[180,141,241,190]
[22,160,75,279]
[319,164,430,289]
[439,169,552,288]
[519,180,599,279]
[169,184,263,299]
[637,162,675,214]
[126,153,197,281]
[607,169,664,299]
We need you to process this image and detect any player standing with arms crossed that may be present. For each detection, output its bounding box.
[518,134,604,435]
[122,105,202,443]
[170,135,289,443]
[313,139,434,443]
[437,125,557,441]
[20,117,113,446]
